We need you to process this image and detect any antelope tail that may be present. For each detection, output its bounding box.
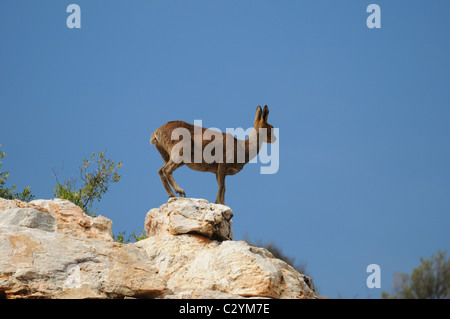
[150,131,158,145]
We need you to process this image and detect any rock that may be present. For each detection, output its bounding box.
[0,197,317,299]
[0,198,166,299]
[0,208,56,232]
[0,198,113,242]
[0,227,167,299]
[30,198,114,242]
[145,197,233,241]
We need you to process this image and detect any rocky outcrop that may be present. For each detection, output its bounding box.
[0,197,316,299]
[0,198,113,242]
[145,197,233,241]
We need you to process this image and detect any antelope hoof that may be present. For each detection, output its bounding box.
[179,191,186,198]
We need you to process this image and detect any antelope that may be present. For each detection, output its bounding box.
[150,105,276,204]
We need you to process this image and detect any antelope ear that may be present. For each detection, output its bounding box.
[262,105,269,121]
[255,106,263,121]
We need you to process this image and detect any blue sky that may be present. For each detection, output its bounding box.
[1,1,449,298]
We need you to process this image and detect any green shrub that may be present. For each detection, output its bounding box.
[0,145,35,202]
[113,230,147,244]
[53,151,122,217]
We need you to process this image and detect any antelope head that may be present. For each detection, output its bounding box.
[254,105,276,143]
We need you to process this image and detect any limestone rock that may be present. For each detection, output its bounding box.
[145,197,233,241]
[136,235,315,299]
[0,197,317,299]
[0,208,56,232]
[0,198,113,242]
[0,198,166,299]
[30,198,114,242]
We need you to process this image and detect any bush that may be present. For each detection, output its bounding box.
[382,250,450,299]
[53,151,122,217]
[0,145,35,202]
[113,230,147,244]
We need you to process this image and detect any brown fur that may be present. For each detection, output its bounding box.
[151,105,275,204]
